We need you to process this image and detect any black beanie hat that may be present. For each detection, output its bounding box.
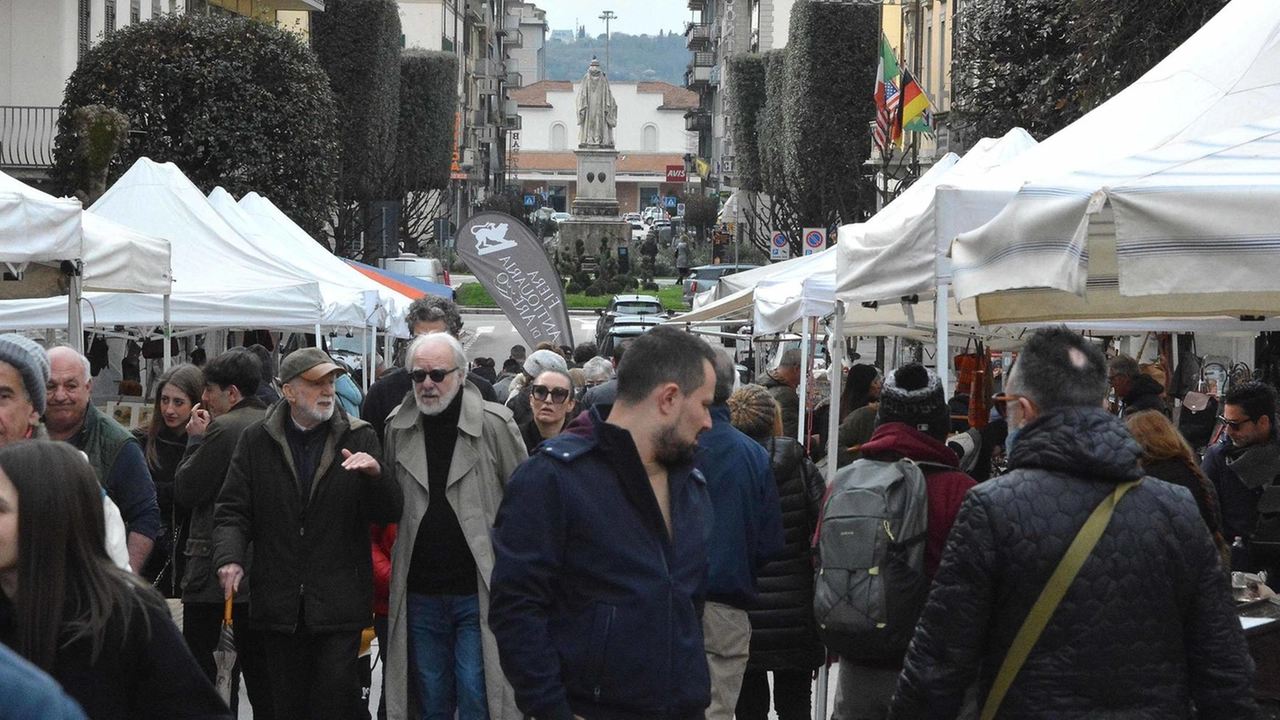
[876,362,950,441]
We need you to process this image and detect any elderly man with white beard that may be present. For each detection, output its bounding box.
[382,332,528,720]
[213,347,402,720]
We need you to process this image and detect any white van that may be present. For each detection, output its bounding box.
[381,252,450,287]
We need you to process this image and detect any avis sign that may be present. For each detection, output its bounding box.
[665,165,687,182]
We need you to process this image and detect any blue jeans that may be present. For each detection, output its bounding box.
[406,593,489,720]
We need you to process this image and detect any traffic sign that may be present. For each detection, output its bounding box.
[523,195,536,207]
[663,196,678,209]
[770,231,790,261]
[676,203,686,217]
[651,195,661,207]
[802,228,825,256]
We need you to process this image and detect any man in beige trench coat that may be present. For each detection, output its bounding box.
[383,332,527,720]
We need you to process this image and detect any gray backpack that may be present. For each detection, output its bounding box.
[813,457,934,660]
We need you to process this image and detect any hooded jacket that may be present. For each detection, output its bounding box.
[892,406,1256,719]
[1121,373,1168,417]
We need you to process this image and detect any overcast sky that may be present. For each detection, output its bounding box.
[543,0,694,37]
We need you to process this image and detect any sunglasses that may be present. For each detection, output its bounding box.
[410,367,459,384]
[1218,415,1254,430]
[531,384,571,404]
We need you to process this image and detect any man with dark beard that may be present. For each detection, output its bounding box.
[380,332,527,720]
[489,326,719,720]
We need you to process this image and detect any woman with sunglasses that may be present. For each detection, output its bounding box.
[0,440,230,719]
[520,369,577,455]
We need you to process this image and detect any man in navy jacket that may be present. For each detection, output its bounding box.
[490,327,719,720]
[696,353,784,719]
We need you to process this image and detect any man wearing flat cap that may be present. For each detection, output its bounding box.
[214,347,403,720]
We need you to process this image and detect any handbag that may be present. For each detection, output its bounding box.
[980,478,1144,720]
[954,338,979,396]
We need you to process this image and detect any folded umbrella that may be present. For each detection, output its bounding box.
[213,597,236,706]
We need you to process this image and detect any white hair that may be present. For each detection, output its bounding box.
[583,356,615,383]
[405,332,466,373]
[49,346,92,383]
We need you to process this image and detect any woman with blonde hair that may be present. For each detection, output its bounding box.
[1125,410,1231,564]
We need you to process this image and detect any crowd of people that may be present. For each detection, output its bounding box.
[0,298,1267,719]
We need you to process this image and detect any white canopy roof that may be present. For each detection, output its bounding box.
[939,0,1280,273]
[235,191,414,331]
[0,171,171,295]
[948,0,1280,324]
[0,158,325,330]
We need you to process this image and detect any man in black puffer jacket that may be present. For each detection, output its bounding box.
[891,327,1255,719]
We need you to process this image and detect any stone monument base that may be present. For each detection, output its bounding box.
[559,218,631,263]
[573,147,620,218]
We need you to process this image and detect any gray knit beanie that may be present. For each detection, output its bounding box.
[524,349,568,378]
[876,362,950,441]
[0,334,49,414]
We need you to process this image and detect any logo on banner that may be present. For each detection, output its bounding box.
[473,222,519,256]
[666,165,687,182]
[802,228,825,256]
[770,231,790,260]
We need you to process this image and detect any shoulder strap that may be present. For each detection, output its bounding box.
[980,478,1144,720]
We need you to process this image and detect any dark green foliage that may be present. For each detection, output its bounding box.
[311,0,402,203]
[682,193,719,242]
[728,54,767,193]
[546,32,687,84]
[63,105,129,206]
[758,51,790,203]
[954,0,1227,141]
[50,13,338,234]
[781,0,877,228]
[396,50,459,194]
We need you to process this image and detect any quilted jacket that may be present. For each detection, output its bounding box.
[891,406,1256,719]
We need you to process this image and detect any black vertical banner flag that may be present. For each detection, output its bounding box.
[455,212,574,348]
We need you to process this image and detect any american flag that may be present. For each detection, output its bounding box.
[875,79,900,152]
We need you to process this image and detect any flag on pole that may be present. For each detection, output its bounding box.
[892,67,933,145]
[874,34,901,152]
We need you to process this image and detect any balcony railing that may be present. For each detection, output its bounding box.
[692,51,715,67]
[688,0,706,10]
[0,106,60,169]
[685,22,710,51]
[685,64,712,89]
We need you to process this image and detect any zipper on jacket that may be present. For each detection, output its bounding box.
[592,605,616,701]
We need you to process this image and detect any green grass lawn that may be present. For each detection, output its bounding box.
[457,283,685,311]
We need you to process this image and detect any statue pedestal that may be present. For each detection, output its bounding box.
[572,147,620,218]
[565,146,629,259]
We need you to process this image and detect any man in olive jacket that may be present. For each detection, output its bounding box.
[173,348,271,716]
[213,348,403,720]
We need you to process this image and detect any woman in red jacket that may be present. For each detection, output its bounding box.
[370,523,397,720]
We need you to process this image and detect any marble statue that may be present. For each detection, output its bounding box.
[576,58,617,148]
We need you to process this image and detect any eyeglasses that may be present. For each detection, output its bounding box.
[410,367,459,384]
[1219,415,1254,430]
[531,384,571,404]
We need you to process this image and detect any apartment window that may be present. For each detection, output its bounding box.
[939,18,947,105]
[78,0,91,58]
[153,0,161,15]
[550,122,567,151]
[642,124,658,152]
[105,1,117,38]
[131,0,140,23]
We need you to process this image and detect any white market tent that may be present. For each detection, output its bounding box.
[0,158,325,330]
[235,191,415,335]
[207,187,376,329]
[940,0,1280,324]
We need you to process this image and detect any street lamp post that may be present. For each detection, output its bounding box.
[599,10,617,75]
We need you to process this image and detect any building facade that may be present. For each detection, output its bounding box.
[503,0,546,86]
[510,79,699,214]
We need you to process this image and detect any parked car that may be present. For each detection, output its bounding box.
[382,252,450,287]
[598,316,664,359]
[682,263,759,307]
[552,212,572,224]
[622,212,643,224]
[594,293,666,345]
[630,221,646,241]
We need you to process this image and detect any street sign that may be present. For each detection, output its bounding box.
[663,196,678,209]
[665,165,687,182]
[651,195,661,207]
[802,228,825,256]
[523,195,536,207]
[676,203,686,217]
[770,231,790,261]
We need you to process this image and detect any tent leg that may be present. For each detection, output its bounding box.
[815,664,830,720]
[384,329,394,374]
[798,320,812,445]
[68,273,84,355]
[363,326,371,394]
[936,282,950,399]
[827,302,844,477]
[315,324,323,349]
[162,295,172,373]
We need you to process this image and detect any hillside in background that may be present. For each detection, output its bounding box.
[546,32,689,85]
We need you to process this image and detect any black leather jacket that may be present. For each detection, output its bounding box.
[892,406,1256,719]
